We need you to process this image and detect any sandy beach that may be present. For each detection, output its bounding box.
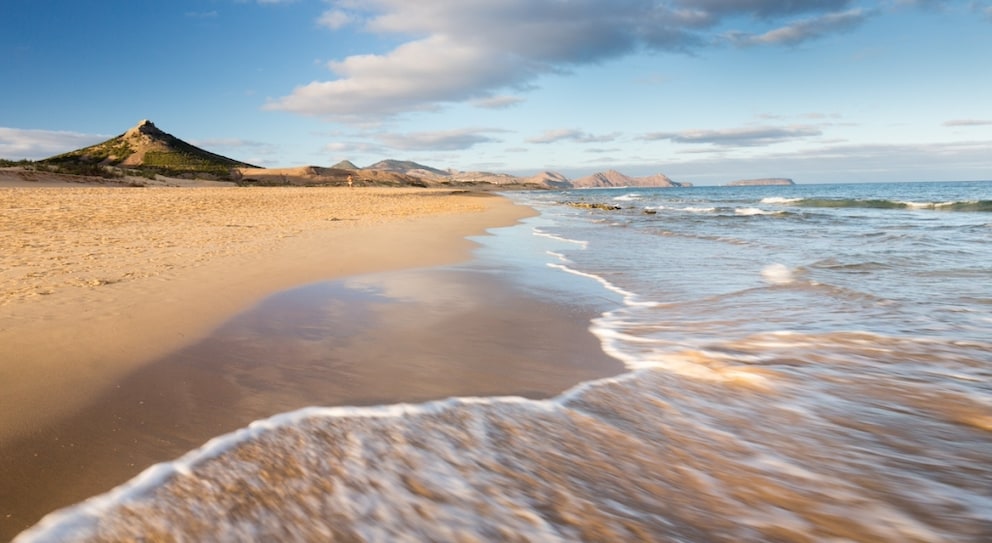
[1,181,629,539]
[0,184,531,444]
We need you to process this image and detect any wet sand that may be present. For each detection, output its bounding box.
[1,185,529,444]
[1,184,622,539]
[2,268,622,539]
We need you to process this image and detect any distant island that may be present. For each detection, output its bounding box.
[725,178,795,187]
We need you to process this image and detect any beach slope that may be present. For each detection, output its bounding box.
[0,185,533,445]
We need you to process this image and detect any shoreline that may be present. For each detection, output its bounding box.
[5,267,623,539]
[1,186,535,445]
[1,184,628,539]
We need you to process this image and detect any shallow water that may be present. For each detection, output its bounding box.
[18,181,992,542]
[4,266,618,541]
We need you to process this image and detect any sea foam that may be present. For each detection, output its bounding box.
[19,353,989,543]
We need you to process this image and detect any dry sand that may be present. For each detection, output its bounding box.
[0,182,534,445]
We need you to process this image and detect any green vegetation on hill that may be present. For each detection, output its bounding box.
[0,159,35,167]
[34,120,259,180]
[43,137,133,166]
[140,151,235,177]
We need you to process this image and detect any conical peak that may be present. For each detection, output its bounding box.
[125,119,166,139]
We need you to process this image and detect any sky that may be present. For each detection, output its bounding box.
[1,0,990,185]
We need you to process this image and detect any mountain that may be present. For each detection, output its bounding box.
[365,159,448,177]
[523,171,573,189]
[571,169,683,188]
[726,178,795,186]
[634,173,682,188]
[331,160,359,170]
[572,170,635,188]
[232,165,427,187]
[42,120,258,177]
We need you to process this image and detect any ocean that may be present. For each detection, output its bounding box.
[19,181,992,542]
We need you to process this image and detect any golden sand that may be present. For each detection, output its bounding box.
[0,185,533,443]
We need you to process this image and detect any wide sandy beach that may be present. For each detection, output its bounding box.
[1,184,529,442]
[1,181,624,539]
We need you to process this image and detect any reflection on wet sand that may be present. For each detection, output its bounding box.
[2,268,621,540]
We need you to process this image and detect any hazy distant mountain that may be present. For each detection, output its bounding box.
[523,171,573,189]
[635,173,684,187]
[365,159,448,177]
[444,170,523,185]
[572,170,635,188]
[43,120,258,177]
[572,169,683,188]
[726,178,795,186]
[331,160,359,170]
[233,165,425,187]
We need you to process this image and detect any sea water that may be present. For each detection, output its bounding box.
[18,181,992,542]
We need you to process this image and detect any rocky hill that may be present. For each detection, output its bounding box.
[522,171,573,189]
[28,120,703,189]
[42,120,258,178]
[331,160,359,170]
[233,166,427,187]
[365,159,448,177]
[572,169,684,188]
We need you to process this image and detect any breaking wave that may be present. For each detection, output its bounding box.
[19,341,991,543]
[782,198,992,212]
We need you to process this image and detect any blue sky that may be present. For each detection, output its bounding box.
[1,0,990,185]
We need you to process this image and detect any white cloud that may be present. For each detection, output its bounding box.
[317,9,352,30]
[551,138,992,184]
[943,119,992,127]
[324,141,385,155]
[472,96,525,110]
[376,128,502,151]
[727,9,870,46]
[678,0,854,18]
[266,34,526,121]
[643,125,822,146]
[0,127,107,160]
[528,129,619,144]
[268,0,876,122]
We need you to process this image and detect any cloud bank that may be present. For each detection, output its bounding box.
[528,129,619,144]
[266,0,867,122]
[726,9,870,46]
[376,128,502,151]
[0,127,106,160]
[643,125,823,147]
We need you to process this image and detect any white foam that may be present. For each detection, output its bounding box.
[546,262,655,308]
[735,207,777,216]
[761,197,802,205]
[531,227,589,248]
[18,334,988,542]
[761,263,795,284]
[16,397,547,543]
[545,250,571,264]
[613,193,641,201]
